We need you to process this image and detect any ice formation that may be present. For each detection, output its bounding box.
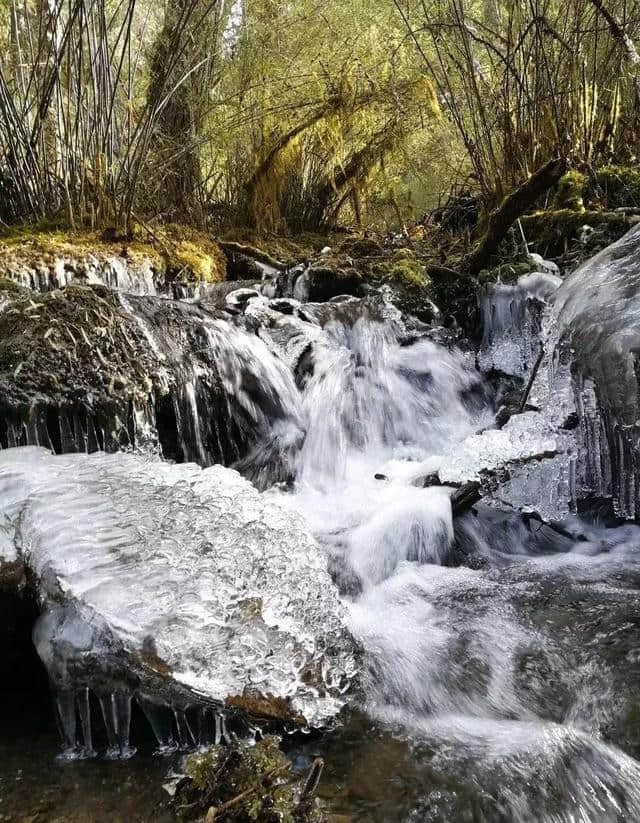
[0,447,357,759]
[478,271,561,377]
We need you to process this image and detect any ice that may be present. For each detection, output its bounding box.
[0,447,357,730]
[545,224,640,516]
[478,270,561,378]
[438,412,561,485]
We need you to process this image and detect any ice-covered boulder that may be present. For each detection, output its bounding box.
[0,447,357,759]
[549,224,640,517]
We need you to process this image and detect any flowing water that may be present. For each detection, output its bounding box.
[3,280,640,821]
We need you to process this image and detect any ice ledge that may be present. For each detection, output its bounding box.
[0,448,357,733]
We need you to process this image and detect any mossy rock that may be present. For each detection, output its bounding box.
[160,224,227,284]
[386,255,428,288]
[338,236,384,259]
[520,209,638,258]
[554,171,587,211]
[478,261,533,285]
[174,736,326,822]
[591,166,640,209]
[0,222,226,289]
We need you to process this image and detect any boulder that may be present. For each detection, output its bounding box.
[0,447,358,759]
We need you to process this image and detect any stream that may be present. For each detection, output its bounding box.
[3,234,640,821]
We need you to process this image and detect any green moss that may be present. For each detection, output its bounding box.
[478,261,532,284]
[221,228,338,266]
[385,256,428,288]
[592,166,640,209]
[176,736,325,822]
[520,209,636,257]
[555,171,587,211]
[0,222,226,284]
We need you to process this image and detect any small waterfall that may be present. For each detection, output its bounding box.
[5,242,640,821]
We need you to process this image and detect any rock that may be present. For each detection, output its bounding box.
[224,287,261,312]
[293,266,364,303]
[0,285,305,485]
[0,447,358,759]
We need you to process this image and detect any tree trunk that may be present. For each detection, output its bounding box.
[466,157,566,275]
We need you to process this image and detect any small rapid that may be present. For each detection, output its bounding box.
[266,302,640,822]
[3,267,640,820]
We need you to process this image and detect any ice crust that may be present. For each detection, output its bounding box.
[0,447,357,726]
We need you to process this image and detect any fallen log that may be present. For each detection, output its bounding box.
[219,241,287,271]
[466,158,567,276]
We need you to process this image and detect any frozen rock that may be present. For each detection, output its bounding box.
[548,224,640,516]
[438,412,561,486]
[0,447,357,754]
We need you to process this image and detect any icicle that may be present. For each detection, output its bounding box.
[55,691,78,760]
[114,690,136,759]
[59,414,77,453]
[137,694,177,755]
[99,693,120,759]
[196,707,211,746]
[6,423,17,448]
[99,690,136,759]
[25,419,39,446]
[86,414,100,453]
[77,687,96,758]
[73,412,86,453]
[173,707,195,749]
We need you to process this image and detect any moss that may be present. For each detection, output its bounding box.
[555,171,587,211]
[386,256,428,288]
[221,228,338,266]
[520,209,637,257]
[160,224,227,283]
[175,736,325,822]
[478,261,532,284]
[0,222,226,285]
[225,692,306,725]
[591,166,640,209]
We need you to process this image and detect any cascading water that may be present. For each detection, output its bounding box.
[263,296,640,821]
[3,252,640,821]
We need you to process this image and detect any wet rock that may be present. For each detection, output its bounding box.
[293,266,364,303]
[0,284,305,482]
[224,288,261,313]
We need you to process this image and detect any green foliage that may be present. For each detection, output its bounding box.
[175,736,325,822]
[1,0,638,233]
[555,172,588,211]
[592,166,640,209]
